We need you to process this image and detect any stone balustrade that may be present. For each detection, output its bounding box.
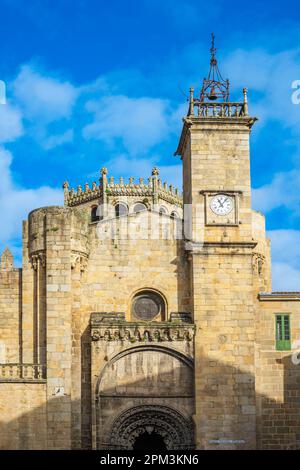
[193,101,246,118]
[187,87,249,118]
[0,363,46,382]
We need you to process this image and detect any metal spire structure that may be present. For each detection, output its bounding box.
[200,33,230,102]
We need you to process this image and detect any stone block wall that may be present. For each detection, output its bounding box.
[84,213,190,317]
[69,212,191,448]
[0,383,47,449]
[192,248,257,449]
[180,119,254,245]
[0,250,21,363]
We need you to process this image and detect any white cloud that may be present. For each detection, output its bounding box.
[268,230,300,291]
[7,64,78,150]
[83,95,172,154]
[12,65,78,123]
[0,146,62,244]
[42,129,74,150]
[223,48,275,92]
[268,229,300,265]
[242,50,300,218]
[0,102,23,143]
[252,169,300,215]
[272,263,300,291]
[223,47,300,133]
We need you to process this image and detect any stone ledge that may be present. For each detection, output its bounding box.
[185,241,257,255]
[90,312,195,342]
[259,292,300,301]
[0,379,46,383]
[91,311,193,325]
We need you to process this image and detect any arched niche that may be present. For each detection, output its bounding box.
[97,345,194,398]
[95,346,194,450]
[133,202,147,213]
[115,202,128,217]
[91,205,100,222]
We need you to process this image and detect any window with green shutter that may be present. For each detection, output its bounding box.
[275,314,291,350]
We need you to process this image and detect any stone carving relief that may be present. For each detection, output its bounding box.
[108,405,194,450]
[90,311,194,343]
[30,251,46,270]
[91,325,194,343]
[71,251,89,271]
[252,253,265,276]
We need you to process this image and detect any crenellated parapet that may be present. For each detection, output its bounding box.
[63,167,183,208]
[63,180,100,206]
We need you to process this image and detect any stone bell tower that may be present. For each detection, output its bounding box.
[176,34,258,449]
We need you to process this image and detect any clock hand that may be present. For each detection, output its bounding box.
[221,197,230,207]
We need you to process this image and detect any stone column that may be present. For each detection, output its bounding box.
[31,253,46,365]
[100,167,108,218]
[45,207,72,449]
[21,220,35,363]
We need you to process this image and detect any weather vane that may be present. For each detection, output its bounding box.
[200,33,230,102]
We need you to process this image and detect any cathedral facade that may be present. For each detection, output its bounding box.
[0,50,300,450]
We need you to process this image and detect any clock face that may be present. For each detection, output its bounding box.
[210,194,234,216]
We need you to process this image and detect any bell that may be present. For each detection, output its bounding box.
[208,86,217,100]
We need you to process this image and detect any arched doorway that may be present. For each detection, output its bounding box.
[108,405,194,450]
[96,345,195,450]
[133,430,167,451]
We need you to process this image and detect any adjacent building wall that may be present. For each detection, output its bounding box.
[257,297,300,449]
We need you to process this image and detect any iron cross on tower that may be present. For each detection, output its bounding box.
[200,33,230,102]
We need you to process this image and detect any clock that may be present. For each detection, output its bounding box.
[210,194,234,216]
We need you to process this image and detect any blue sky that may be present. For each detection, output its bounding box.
[0,0,300,290]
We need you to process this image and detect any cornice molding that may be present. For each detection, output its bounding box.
[90,312,195,343]
[259,292,300,301]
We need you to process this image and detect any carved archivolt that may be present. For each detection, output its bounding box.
[108,405,194,450]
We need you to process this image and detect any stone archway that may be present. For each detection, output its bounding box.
[109,405,194,450]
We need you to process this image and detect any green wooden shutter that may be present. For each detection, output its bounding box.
[275,314,291,351]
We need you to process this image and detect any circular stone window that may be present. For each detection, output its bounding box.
[132,291,165,322]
